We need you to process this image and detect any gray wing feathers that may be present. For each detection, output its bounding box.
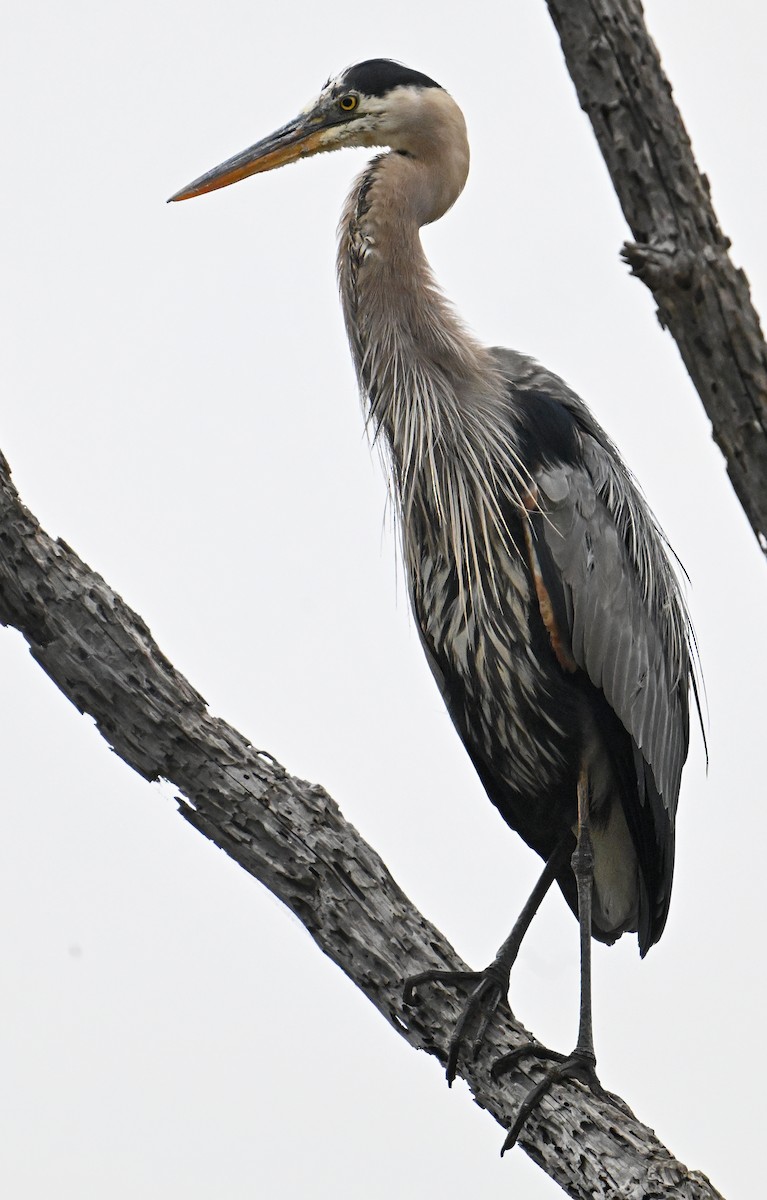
[536,448,690,815]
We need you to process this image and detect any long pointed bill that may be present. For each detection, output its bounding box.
[168,114,332,202]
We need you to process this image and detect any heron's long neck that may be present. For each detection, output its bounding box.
[339,152,497,473]
[337,151,525,610]
[341,153,487,411]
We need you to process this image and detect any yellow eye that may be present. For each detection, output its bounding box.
[339,94,358,112]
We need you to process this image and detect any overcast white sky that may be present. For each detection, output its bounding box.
[1,3,765,1197]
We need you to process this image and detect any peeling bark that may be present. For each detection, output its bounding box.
[0,450,724,1197]
[545,0,767,552]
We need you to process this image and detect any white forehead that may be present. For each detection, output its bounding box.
[296,70,346,114]
[323,69,347,95]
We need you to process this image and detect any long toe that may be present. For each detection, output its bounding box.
[444,973,507,1084]
[493,1045,603,1155]
[403,964,510,1084]
[491,1043,569,1079]
[403,968,484,1007]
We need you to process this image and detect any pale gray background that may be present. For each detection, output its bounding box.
[1,3,764,1197]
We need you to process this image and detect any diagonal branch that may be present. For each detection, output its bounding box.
[0,449,723,1199]
[544,0,767,552]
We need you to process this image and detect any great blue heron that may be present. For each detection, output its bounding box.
[170,59,699,1152]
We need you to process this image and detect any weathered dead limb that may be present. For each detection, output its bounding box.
[0,450,723,1198]
[545,0,767,551]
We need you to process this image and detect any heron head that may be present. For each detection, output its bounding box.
[169,59,468,203]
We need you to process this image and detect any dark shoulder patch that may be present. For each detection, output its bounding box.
[340,59,443,98]
[516,388,580,467]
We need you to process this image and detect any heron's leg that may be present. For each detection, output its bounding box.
[491,767,611,1154]
[403,832,573,1085]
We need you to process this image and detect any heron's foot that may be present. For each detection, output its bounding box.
[491,1042,609,1154]
[404,963,510,1086]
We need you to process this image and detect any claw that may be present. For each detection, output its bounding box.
[492,1042,604,1154]
[403,964,510,1085]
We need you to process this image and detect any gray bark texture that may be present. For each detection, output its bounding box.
[545,0,767,552]
[0,448,725,1199]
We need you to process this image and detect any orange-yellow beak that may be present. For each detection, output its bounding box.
[168,112,334,202]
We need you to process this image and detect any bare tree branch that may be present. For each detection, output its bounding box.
[544,0,767,552]
[0,450,723,1198]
